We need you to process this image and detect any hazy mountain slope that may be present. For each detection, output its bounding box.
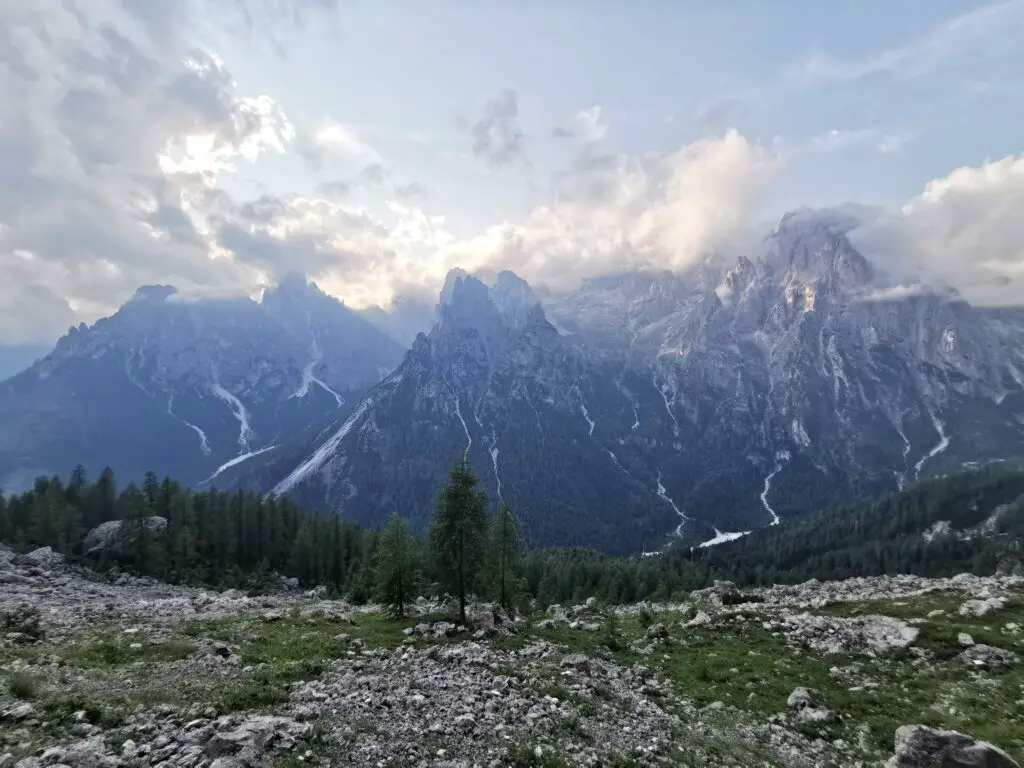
[0,278,403,492]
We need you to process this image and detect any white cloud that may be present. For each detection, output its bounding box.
[6,0,1019,349]
[0,0,323,342]
[552,106,608,144]
[782,128,918,156]
[196,130,775,310]
[850,152,1024,306]
[315,121,377,159]
[791,0,1024,86]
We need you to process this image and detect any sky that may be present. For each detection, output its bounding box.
[1,0,1023,344]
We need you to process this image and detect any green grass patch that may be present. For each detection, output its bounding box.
[42,693,124,729]
[62,635,196,668]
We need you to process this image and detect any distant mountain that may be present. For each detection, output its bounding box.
[357,297,437,348]
[0,277,404,493]
[259,210,1024,555]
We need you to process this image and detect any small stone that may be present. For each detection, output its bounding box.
[787,688,815,709]
[561,653,591,671]
[958,632,975,647]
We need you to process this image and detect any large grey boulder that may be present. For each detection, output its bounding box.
[15,547,63,570]
[83,517,167,555]
[887,725,1019,767]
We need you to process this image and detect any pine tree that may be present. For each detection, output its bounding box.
[428,457,488,625]
[375,512,419,617]
[489,503,523,615]
[292,519,319,585]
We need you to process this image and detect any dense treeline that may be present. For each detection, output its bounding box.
[2,463,1023,608]
[0,466,379,596]
[0,460,523,617]
[524,467,1024,604]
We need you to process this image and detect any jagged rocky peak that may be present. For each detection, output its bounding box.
[762,207,874,290]
[262,271,328,305]
[438,268,470,308]
[491,270,542,329]
[437,270,494,327]
[436,268,545,331]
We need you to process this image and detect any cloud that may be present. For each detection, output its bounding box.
[434,130,777,296]
[394,181,429,202]
[197,128,775,311]
[359,162,390,184]
[0,0,323,343]
[315,121,376,158]
[784,128,918,156]
[552,106,607,144]
[790,0,1024,86]
[850,152,1024,306]
[470,89,526,169]
[316,180,351,199]
[297,120,379,171]
[877,132,919,155]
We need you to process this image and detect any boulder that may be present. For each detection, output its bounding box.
[958,644,1019,669]
[646,623,668,640]
[83,517,168,556]
[959,597,1007,618]
[786,687,834,724]
[781,613,918,654]
[787,688,814,709]
[16,547,63,570]
[887,725,1019,767]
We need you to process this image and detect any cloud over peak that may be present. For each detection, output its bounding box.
[851,152,1024,306]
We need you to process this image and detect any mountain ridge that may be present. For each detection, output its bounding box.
[0,276,404,493]
[257,209,1024,554]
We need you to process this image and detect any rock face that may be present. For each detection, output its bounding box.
[262,208,1024,553]
[263,269,678,549]
[887,724,1020,768]
[0,275,403,493]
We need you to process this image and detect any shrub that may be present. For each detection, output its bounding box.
[7,671,39,700]
[1,604,43,641]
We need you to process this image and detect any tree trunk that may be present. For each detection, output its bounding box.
[458,528,466,626]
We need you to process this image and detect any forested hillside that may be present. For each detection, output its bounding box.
[2,463,1022,607]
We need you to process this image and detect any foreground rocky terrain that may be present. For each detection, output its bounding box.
[2,546,1022,767]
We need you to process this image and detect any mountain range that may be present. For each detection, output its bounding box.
[2,209,1023,555]
[0,274,403,493]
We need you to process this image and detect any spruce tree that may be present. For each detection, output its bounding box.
[375,511,419,617]
[489,503,523,615]
[428,456,488,626]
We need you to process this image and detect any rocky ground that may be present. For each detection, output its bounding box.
[2,546,1023,767]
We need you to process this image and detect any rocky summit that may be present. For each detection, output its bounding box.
[2,545,1022,767]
